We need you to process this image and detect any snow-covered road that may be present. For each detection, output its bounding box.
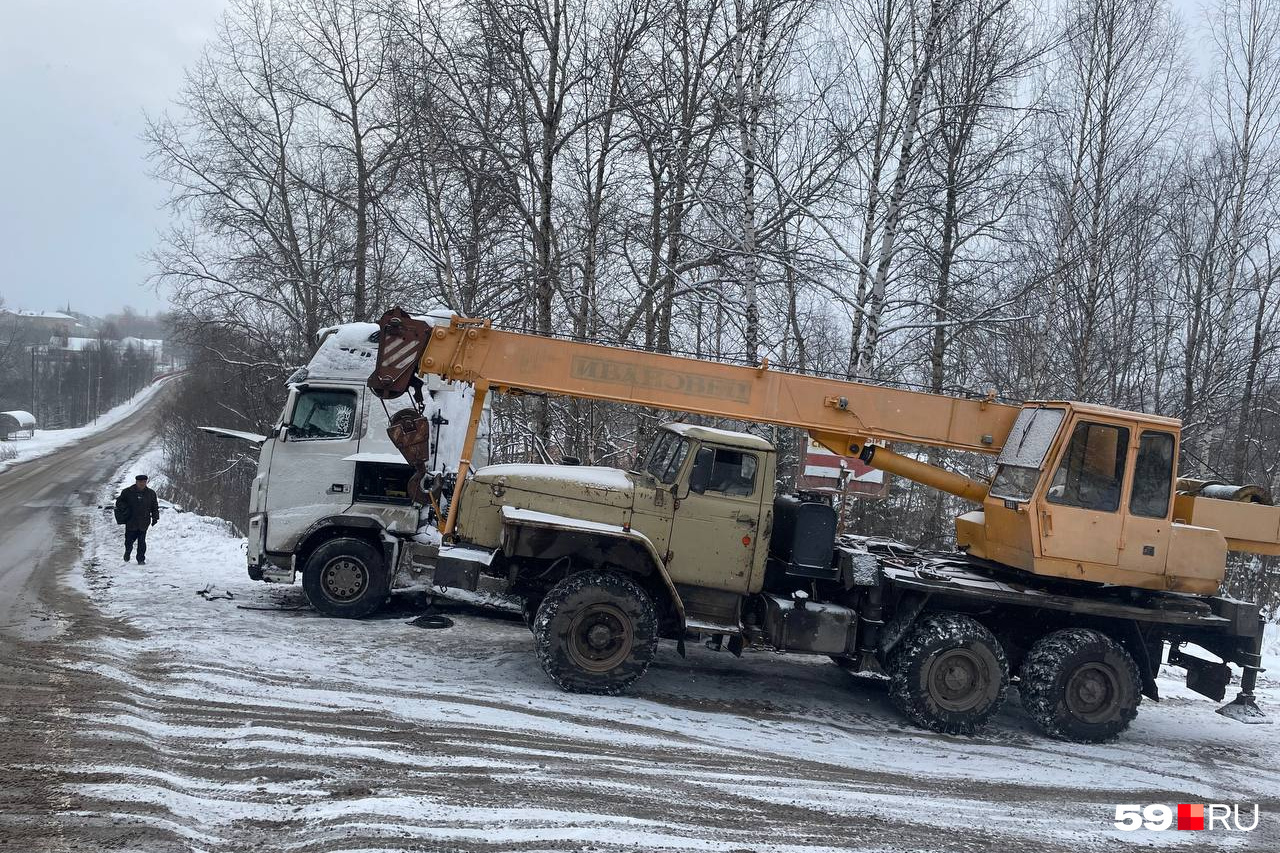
[0,377,175,475]
[2,451,1278,852]
[0,379,172,631]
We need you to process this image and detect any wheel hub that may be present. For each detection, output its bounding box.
[927,648,989,712]
[587,624,614,649]
[1066,663,1119,722]
[322,558,368,601]
[567,603,633,673]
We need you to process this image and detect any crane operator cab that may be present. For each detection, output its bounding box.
[955,403,1226,594]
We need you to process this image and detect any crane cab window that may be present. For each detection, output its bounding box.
[691,447,758,497]
[989,407,1066,501]
[289,389,357,440]
[1046,422,1129,512]
[1130,431,1175,518]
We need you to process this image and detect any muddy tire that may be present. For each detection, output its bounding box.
[533,570,658,695]
[1019,628,1140,742]
[302,538,388,619]
[888,613,1008,736]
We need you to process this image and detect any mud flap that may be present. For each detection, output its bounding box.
[876,593,929,662]
[1169,646,1231,701]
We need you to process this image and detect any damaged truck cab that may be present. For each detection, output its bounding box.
[203,321,489,618]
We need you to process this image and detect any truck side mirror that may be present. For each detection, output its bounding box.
[279,424,291,442]
[689,447,714,494]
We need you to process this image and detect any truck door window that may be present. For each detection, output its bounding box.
[691,448,757,497]
[289,389,357,440]
[1046,422,1129,512]
[1130,431,1174,518]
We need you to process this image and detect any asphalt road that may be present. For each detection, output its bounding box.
[0,384,167,632]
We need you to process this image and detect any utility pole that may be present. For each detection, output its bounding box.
[94,336,103,424]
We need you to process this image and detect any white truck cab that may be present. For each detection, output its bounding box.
[203,320,489,616]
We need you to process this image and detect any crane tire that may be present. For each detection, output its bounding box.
[1019,628,1140,742]
[888,612,1009,736]
[533,570,658,695]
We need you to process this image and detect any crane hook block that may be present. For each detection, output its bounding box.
[369,307,432,400]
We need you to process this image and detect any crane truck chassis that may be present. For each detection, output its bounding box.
[360,308,1270,742]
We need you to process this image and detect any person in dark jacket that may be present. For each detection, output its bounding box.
[115,475,160,564]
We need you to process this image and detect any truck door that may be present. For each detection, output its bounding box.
[1118,429,1176,575]
[1035,419,1130,566]
[666,444,764,592]
[263,385,362,552]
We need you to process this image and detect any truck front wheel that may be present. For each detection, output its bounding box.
[302,538,389,619]
[1019,628,1140,742]
[888,613,1009,736]
[533,570,658,695]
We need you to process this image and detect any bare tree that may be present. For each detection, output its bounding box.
[1207,0,1280,481]
[282,0,407,322]
[146,0,352,357]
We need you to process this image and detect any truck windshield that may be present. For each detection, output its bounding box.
[640,430,692,484]
[988,407,1065,502]
[290,389,357,440]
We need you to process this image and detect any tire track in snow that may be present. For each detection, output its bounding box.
[6,631,1234,853]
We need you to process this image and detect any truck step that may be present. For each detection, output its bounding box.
[685,617,742,636]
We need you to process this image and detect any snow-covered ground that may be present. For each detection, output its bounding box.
[23,451,1280,851]
[0,376,175,474]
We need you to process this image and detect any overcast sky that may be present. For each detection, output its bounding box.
[0,0,1218,321]
[0,0,223,318]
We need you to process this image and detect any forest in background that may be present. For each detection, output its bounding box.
[145,0,1280,606]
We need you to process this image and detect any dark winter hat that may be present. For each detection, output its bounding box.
[135,475,148,481]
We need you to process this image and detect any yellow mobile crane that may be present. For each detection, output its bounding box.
[365,308,1271,741]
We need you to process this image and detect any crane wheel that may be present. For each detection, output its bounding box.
[1019,628,1140,742]
[887,613,1008,736]
[533,570,658,695]
[301,538,389,619]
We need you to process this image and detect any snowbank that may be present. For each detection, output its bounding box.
[0,376,173,474]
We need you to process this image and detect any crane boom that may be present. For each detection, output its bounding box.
[372,312,1020,454]
[368,311,1022,513]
